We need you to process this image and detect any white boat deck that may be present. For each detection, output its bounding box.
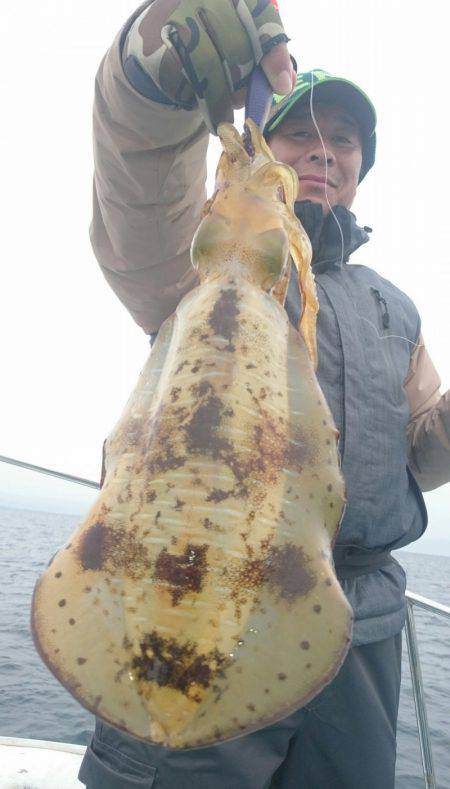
[0,737,86,788]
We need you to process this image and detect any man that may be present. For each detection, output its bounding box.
[79,1,450,787]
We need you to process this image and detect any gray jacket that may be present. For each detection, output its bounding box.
[282,201,427,645]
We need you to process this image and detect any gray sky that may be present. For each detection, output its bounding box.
[1,1,449,556]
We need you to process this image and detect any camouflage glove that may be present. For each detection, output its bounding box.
[124,0,292,132]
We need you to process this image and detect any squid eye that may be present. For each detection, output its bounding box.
[277,185,286,204]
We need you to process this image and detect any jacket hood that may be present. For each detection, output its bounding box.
[294,200,371,273]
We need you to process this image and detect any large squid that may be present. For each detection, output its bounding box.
[31,120,352,750]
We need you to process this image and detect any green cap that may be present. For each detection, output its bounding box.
[264,69,377,183]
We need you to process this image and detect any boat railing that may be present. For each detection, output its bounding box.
[0,454,100,489]
[0,454,449,787]
[404,591,450,789]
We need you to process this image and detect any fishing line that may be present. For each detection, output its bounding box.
[308,73,345,268]
[307,72,422,351]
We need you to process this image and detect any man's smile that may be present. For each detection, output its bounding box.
[300,175,337,187]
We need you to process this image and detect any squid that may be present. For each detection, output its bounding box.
[31,120,352,750]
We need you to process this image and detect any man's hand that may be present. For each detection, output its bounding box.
[124,0,296,132]
[231,42,295,110]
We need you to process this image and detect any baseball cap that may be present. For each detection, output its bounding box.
[264,69,377,183]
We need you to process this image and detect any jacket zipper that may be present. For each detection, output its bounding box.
[317,280,346,463]
[370,287,390,329]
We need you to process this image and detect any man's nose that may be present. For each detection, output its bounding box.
[306,136,335,166]
[306,141,335,166]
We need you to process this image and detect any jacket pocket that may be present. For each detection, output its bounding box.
[78,734,157,789]
[369,287,405,406]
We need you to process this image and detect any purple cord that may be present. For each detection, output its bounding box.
[244,65,274,130]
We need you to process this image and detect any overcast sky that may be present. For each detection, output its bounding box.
[1,1,449,555]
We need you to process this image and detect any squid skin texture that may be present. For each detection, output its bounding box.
[31,120,352,750]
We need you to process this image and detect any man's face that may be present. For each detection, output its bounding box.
[267,101,363,216]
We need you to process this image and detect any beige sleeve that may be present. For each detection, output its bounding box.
[91,14,209,334]
[405,333,450,491]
